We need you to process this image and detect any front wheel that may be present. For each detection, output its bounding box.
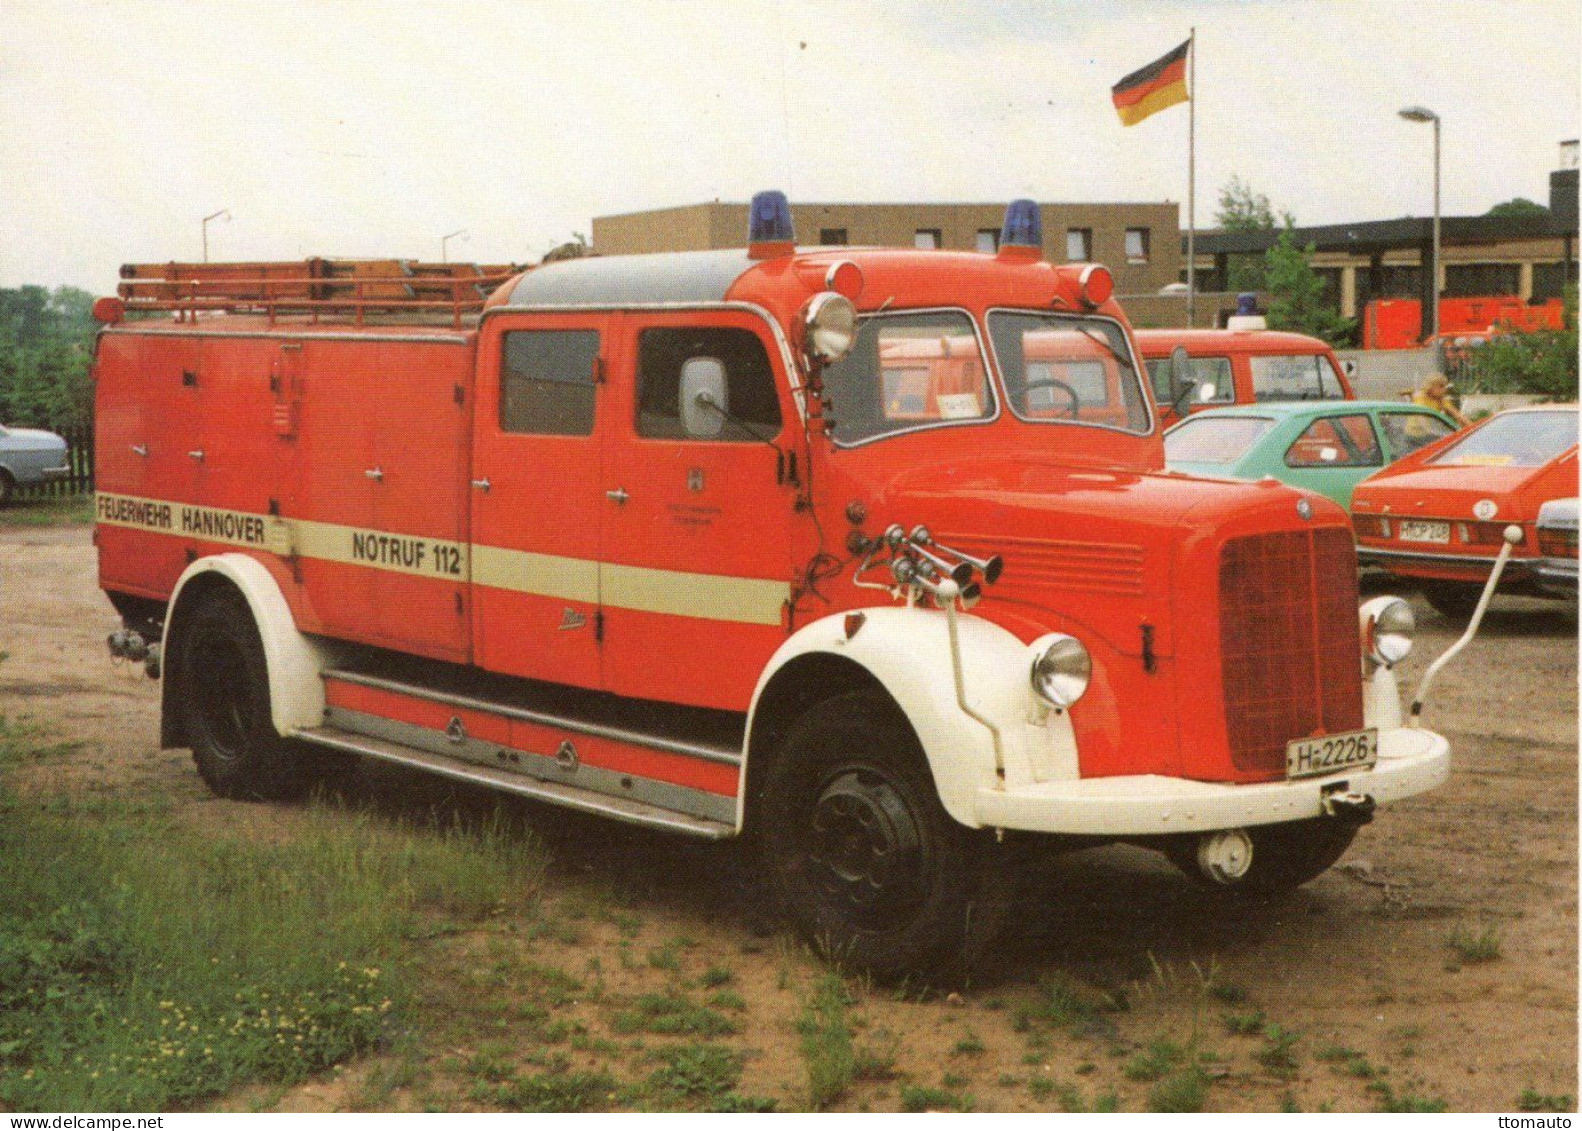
[176,590,347,801]
[1164,818,1359,894]
[1423,581,1485,621]
[757,691,1013,977]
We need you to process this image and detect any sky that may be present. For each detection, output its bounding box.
[2,0,1578,292]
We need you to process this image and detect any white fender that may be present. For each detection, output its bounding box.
[163,554,337,737]
[744,606,1079,829]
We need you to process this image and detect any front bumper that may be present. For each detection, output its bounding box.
[1535,558,1578,597]
[974,726,1449,836]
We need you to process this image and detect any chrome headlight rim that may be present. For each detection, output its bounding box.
[1360,595,1415,667]
[803,290,857,363]
[1029,632,1092,710]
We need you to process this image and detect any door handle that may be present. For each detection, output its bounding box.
[365,467,384,481]
[131,445,148,458]
[605,487,629,504]
[471,478,491,492]
[188,450,204,461]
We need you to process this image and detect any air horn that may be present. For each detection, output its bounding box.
[909,525,1004,586]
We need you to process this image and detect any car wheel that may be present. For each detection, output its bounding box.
[177,590,347,801]
[1423,582,1484,621]
[1164,818,1359,894]
[0,471,13,508]
[758,690,1012,977]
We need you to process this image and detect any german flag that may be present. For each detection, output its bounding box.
[1112,39,1190,127]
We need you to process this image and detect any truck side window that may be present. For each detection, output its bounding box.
[636,327,782,440]
[500,330,599,436]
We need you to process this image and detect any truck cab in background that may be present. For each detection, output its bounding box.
[1137,327,1355,427]
[92,195,1454,975]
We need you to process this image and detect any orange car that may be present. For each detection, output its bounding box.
[1350,405,1579,617]
[1136,328,1356,427]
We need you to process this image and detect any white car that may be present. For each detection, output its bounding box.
[0,424,70,506]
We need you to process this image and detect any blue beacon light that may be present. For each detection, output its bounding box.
[747,190,795,258]
[1000,199,1043,249]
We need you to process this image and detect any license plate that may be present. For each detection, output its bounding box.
[1286,729,1378,780]
[1398,519,1450,544]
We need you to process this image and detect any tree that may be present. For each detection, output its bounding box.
[1464,284,1577,399]
[1263,224,1355,346]
[1213,176,1290,291]
[1485,197,1549,219]
[541,233,590,264]
[0,284,96,430]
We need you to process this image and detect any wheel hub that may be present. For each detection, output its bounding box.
[807,769,924,921]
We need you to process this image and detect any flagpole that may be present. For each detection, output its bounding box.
[1186,27,1196,328]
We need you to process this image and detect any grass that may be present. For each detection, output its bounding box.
[796,973,855,1110]
[611,991,737,1037]
[1147,1063,1211,1113]
[1012,972,1113,1039]
[1222,1008,1266,1035]
[1122,1036,1184,1082]
[0,493,94,527]
[0,732,545,1111]
[1253,1023,1301,1078]
[1517,1087,1573,1112]
[1445,923,1503,964]
[1367,1079,1447,1113]
[631,1042,773,1111]
[950,1030,986,1056]
[899,1083,973,1113]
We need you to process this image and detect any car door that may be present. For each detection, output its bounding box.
[470,315,609,690]
[1281,413,1385,507]
[599,311,797,712]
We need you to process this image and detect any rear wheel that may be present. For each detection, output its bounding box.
[0,471,14,508]
[177,590,348,800]
[1164,818,1359,894]
[757,691,1014,977]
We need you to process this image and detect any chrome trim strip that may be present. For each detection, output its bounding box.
[823,306,1001,450]
[982,306,1156,437]
[322,668,744,765]
[295,724,735,838]
[101,327,471,345]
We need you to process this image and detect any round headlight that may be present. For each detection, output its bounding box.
[1030,633,1091,709]
[803,291,857,363]
[1360,596,1415,667]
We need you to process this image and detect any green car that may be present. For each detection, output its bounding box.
[1163,401,1458,508]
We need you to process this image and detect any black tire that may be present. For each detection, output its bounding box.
[757,690,1013,977]
[176,590,346,801]
[0,471,13,508]
[1164,818,1359,895]
[1423,582,1484,621]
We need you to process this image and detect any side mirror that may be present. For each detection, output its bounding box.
[680,357,727,438]
[1168,345,1191,406]
[1196,382,1218,403]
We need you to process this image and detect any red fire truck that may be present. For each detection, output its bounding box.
[93,196,1463,974]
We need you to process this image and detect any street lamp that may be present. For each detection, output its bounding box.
[1398,105,1440,341]
[441,228,468,263]
[201,209,231,263]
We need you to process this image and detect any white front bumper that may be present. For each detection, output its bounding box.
[974,727,1449,837]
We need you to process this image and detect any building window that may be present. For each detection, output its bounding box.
[1124,228,1150,264]
[914,229,942,250]
[1066,228,1093,261]
[1533,260,1580,302]
[1444,263,1521,298]
[975,229,999,253]
[819,228,848,246]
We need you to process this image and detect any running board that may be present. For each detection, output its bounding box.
[295,725,736,840]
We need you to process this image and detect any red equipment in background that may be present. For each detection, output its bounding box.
[1363,295,1565,350]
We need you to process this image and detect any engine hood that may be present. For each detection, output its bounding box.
[872,457,1346,656]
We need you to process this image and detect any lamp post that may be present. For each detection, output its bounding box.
[201,209,231,263]
[1398,106,1440,341]
[441,228,468,263]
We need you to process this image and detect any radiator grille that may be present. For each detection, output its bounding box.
[1219,527,1365,776]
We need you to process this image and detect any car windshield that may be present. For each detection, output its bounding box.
[821,310,994,444]
[987,311,1151,433]
[1164,416,1275,464]
[1249,353,1345,401]
[1431,411,1578,468]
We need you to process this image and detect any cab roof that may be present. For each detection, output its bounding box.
[1133,328,1334,356]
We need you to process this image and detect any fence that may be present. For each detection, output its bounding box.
[13,423,94,500]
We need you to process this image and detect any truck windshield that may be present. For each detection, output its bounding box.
[1249,354,1345,401]
[822,310,995,444]
[986,311,1151,434]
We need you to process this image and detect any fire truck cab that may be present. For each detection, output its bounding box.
[93,196,1452,975]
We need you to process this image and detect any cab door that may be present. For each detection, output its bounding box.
[600,312,796,712]
[470,315,608,690]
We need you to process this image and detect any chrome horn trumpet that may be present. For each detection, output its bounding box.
[909,525,1003,586]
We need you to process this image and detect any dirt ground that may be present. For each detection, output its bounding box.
[1,519,1576,1112]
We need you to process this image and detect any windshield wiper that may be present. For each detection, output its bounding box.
[1072,325,1132,368]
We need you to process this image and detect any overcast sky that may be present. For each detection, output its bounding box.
[2,0,1578,291]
